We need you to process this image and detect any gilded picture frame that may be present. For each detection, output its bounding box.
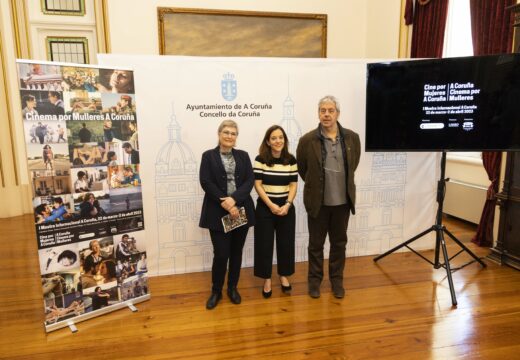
[157,8,327,57]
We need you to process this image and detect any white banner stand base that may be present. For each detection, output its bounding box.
[66,320,78,333]
[45,294,150,333]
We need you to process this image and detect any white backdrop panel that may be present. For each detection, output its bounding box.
[98,55,438,276]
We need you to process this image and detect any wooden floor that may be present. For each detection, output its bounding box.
[1,215,520,360]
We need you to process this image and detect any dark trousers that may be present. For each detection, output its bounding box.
[209,226,249,293]
[254,202,295,279]
[307,204,350,288]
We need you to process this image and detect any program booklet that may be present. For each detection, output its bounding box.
[221,207,248,233]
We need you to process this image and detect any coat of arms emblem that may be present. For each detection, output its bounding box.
[221,73,237,101]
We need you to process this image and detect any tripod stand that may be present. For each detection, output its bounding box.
[373,151,486,306]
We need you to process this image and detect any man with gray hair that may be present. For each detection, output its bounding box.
[296,95,361,299]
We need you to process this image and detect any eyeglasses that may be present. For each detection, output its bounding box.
[221,130,238,137]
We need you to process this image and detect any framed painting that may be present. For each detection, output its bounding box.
[157,8,327,57]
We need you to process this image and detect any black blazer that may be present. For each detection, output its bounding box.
[199,146,255,231]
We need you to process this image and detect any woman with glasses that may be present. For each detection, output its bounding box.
[199,120,255,310]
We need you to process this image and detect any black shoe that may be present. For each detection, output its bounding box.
[280,276,292,294]
[206,292,222,310]
[227,287,241,304]
[281,284,292,294]
[308,287,320,299]
[332,286,345,299]
[262,289,272,298]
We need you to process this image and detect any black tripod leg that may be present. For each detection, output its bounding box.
[433,228,441,268]
[443,228,487,268]
[374,227,434,262]
[439,230,457,306]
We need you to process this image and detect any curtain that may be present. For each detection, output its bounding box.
[409,0,450,58]
[405,0,414,25]
[471,153,502,246]
[470,0,514,246]
[470,0,515,56]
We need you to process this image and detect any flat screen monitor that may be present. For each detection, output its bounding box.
[365,54,520,151]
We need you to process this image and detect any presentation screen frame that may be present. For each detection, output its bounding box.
[365,54,520,152]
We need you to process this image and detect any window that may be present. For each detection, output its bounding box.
[42,0,85,16]
[443,0,481,162]
[46,37,89,64]
[382,208,392,225]
[443,0,473,58]
[360,213,369,230]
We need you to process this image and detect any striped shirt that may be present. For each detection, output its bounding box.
[254,155,298,205]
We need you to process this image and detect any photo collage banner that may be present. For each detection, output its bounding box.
[16,61,149,331]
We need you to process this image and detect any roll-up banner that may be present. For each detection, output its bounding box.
[16,60,150,332]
